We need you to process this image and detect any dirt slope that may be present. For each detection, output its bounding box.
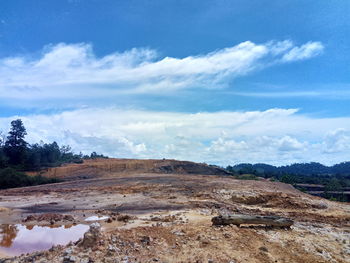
[31,158,229,180]
[1,159,349,262]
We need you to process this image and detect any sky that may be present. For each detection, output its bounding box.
[0,0,349,166]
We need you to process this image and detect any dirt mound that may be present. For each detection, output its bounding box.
[34,158,230,180]
[23,213,74,223]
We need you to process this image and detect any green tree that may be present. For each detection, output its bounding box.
[4,119,28,166]
[280,174,296,184]
[0,131,7,168]
[325,178,342,192]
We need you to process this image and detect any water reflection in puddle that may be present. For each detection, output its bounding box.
[85,215,109,222]
[0,224,89,257]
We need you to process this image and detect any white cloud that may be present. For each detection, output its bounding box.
[0,107,349,166]
[276,136,306,151]
[0,40,324,101]
[323,129,350,153]
[281,41,324,62]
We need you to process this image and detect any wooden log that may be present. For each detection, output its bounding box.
[211,214,293,228]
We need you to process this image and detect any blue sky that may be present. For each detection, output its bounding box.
[0,0,349,165]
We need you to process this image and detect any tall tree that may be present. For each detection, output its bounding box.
[0,131,7,168]
[4,119,28,166]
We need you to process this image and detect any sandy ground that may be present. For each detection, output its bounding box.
[0,160,349,262]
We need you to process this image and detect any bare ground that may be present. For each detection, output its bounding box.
[0,159,349,262]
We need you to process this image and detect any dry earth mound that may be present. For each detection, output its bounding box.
[33,158,229,180]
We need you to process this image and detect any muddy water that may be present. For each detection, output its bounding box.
[0,224,89,257]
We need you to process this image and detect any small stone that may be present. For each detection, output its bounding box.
[63,255,76,263]
[316,247,323,253]
[171,230,185,236]
[224,233,231,238]
[259,246,268,253]
[108,244,117,252]
[63,248,73,256]
[140,236,151,245]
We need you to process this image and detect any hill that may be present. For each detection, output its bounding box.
[32,158,230,180]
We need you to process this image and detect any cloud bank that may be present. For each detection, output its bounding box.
[0,107,349,166]
[0,40,335,165]
[0,40,323,101]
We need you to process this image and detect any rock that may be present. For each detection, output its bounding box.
[108,244,117,252]
[22,213,75,223]
[117,214,134,222]
[63,248,73,256]
[22,215,36,222]
[171,230,185,236]
[224,233,231,238]
[140,236,151,245]
[78,223,101,248]
[201,239,210,246]
[63,215,75,221]
[259,246,269,253]
[63,255,76,263]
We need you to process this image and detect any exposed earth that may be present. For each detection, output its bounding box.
[0,158,349,263]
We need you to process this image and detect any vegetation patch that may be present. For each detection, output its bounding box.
[0,119,107,190]
[227,163,350,202]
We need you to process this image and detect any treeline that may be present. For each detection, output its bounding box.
[226,162,350,202]
[0,119,107,189]
[226,162,350,186]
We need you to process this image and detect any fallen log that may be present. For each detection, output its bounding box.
[211,214,293,228]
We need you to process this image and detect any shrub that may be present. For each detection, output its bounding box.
[0,167,61,190]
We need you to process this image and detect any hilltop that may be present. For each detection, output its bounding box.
[33,158,230,180]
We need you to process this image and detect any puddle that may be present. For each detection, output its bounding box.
[0,224,89,257]
[85,215,109,222]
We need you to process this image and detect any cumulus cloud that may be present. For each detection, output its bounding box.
[323,129,350,153]
[0,40,323,101]
[0,107,349,165]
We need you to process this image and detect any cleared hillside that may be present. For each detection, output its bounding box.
[1,159,349,262]
[31,158,230,180]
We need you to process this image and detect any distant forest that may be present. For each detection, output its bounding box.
[0,119,107,189]
[227,162,350,202]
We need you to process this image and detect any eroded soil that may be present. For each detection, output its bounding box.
[0,159,349,262]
